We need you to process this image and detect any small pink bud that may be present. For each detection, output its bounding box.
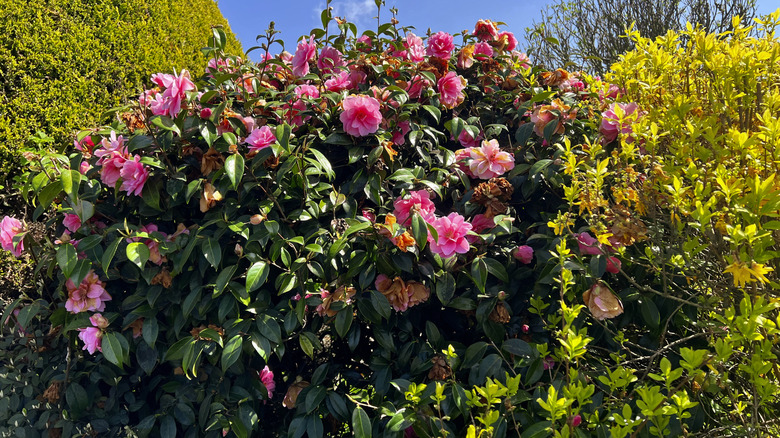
[361,209,376,222]
[521,324,530,333]
[512,245,534,264]
[250,214,264,225]
[200,108,213,119]
[497,291,508,300]
[570,414,582,427]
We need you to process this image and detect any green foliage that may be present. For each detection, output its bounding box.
[0,0,242,183]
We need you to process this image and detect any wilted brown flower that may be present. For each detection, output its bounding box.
[541,68,570,87]
[607,205,648,246]
[42,380,63,404]
[201,147,224,176]
[200,182,223,212]
[317,286,356,317]
[283,381,310,409]
[472,177,514,217]
[120,110,146,132]
[583,281,624,320]
[376,276,430,312]
[392,231,416,252]
[127,318,144,339]
[406,281,430,308]
[428,355,452,380]
[151,268,172,288]
[419,57,449,80]
[489,301,511,323]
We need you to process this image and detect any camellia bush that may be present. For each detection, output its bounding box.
[2,2,779,437]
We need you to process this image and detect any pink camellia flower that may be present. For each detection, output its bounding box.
[258,366,275,399]
[468,139,515,179]
[393,190,436,226]
[496,31,518,52]
[340,95,383,137]
[453,148,476,178]
[457,129,482,148]
[606,256,621,274]
[356,35,373,52]
[317,46,345,74]
[325,70,353,92]
[65,270,111,314]
[246,126,277,152]
[149,70,195,117]
[78,326,103,355]
[467,214,495,243]
[200,108,213,119]
[437,71,467,109]
[513,245,534,264]
[473,19,498,41]
[513,52,531,69]
[99,151,128,187]
[285,85,321,126]
[79,161,91,175]
[126,224,167,265]
[570,415,582,428]
[575,232,602,255]
[428,212,472,258]
[0,216,25,257]
[406,74,432,100]
[63,214,82,233]
[474,42,494,58]
[291,36,317,77]
[391,120,411,146]
[392,33,425,62]
[600,102,642,143]
[426,31,455,59]
[361,209,376,222]
[119,155,149,196]
[458,45,475,69]
[349,68,368,87]
[583,281,624,320]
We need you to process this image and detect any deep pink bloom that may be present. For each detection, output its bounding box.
[284,85,320,126]
[99,151,128,187]
[393,190,436,226]
[426,32,455,59]
[63,214,82,233]
[576,232,602,255]
[474,42,494,58]
[258,366,275,399]
[317,46,345,74]
[570,415,582,428]
[356,35,372,52]
[406,74,432,99]
[0,216,25,257]
[361,209,376,222]
[543,356,555,370]
[473,19,498,41]
[454,148,477,178]
[246,126,277,152]
[468,139,515,179]
[392,120,411,146]
[149,70,195,117]
[497,31,518,51]
[292,36,317,77]
[200,108,213,119]
[437,72,467,109]
[340,95,382,137]
[467,214,495,243]
[606,256,621,274]
[457,129,482,148]
[65,270,111,314]
[325,70,353,92]
[513,245,534,264]
[120,155,149,196]
[600,102,642,143]
[393,33,425,62]
[428,213,472,258]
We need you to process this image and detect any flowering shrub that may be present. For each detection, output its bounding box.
[5,5,780,438]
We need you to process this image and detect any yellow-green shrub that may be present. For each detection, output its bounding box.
[0,0,242,183]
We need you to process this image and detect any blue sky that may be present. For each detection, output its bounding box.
[217,0,780,60]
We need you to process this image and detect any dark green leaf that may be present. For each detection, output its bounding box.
[352,406,371,438]
[225,153,245,189]
[221,335,243,373]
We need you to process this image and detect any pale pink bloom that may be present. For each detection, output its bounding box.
[90,313,110,329]
[600,102,642,143]
[120,155,149,196]
[529,105,560,137]
[356,35,372,52]
[79,161,91,175]
[242,116,256,133]
[99,151,128,187]
[473,19,498,41]
[426,32,455,59]
[205,57,233,76]
[576,232,602,255]
[583,282,624,320]
[78,326,103,354]
[428,212,472,258]
[291,36,317,77]
[458,46,475,69]
[279,51,293,64]
[317,46,345,74]
[246,126,277,152]
[496,31,518,51]
[258,366,275,399]
[513,245,534,264]
[0,216,25,257]
[606,256,621,274]
[474,42,494,58]
[468,139,515,179]
[393,190,436,226]
[150,70,195,117]
[437,72,467,109]
[65,270,111,314]
[393,33,425,62]
[340,95,382,137]
[295,84,320,99]
[467,214,495,243]
[560,77,586,93]
[392,120,411,146]
[63,214,82,233]
[457,129,482,148]
[406,74,432,99]
[325,70,353,92]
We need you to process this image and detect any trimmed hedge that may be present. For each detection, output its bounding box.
[0,0,242,183]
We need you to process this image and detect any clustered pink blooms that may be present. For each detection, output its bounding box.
[93,132,149,196]
[65,270,111,314]
[467,139,515,179]
[0,216,25,257]
[393,190,437,226]
[258,366,275,399]
[437,71,467,109]
[426,31,455,59]
[317,46,345,74]
[142,70,195,117]
[78,313,109,355]
[340,95,383,137]
[427,212,472,258]
[292,36,317,77]
[245,126,277,152]
[512,245,534,264]
[600,102,642,143]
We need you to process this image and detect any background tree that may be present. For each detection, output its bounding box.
[524,0,757,73]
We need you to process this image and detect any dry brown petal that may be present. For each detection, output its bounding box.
[428,355,452,380]
[200,182,223,213]
[127,318,144,339]
[42,380,63,404]
[283,381,310,409]
[583,282,623,320]
[540,68,570,86]
[201,147,225,176]
[48,428,62,438]
[151,268,172,289]
[489,302,511,323]
[406,281,430,308]
[381,277,410,311]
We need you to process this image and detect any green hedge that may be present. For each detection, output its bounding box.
[0,0,242,183]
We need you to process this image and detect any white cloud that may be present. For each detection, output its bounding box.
[313,0,377,32]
